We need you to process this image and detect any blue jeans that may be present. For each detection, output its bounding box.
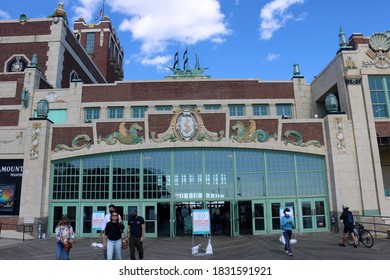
[56,241,70,260]
[106,239,122,260]
[282,230,292,253]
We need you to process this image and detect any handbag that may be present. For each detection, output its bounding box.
[121,239,128,249]
[64,241,73,251]
[279,234,286,245]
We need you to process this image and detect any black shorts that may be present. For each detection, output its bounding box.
[343,223,354,234]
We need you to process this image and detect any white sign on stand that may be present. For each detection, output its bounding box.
[192,209,212,256]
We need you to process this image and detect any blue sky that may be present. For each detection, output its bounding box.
[1,0,389,83]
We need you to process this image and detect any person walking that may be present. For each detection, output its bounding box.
[280,207,294,257]
[103,211,125,260]
[100,204,122,259]
[127,208,145,260]
[339,206,357,247]
[55,216,75,260]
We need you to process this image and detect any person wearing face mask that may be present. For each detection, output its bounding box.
[126,208,145,260]
[100,204,122,259]
[280,207,294,257]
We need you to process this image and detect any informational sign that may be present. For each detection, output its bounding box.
[92,211,105,230]
[192,209,210,235]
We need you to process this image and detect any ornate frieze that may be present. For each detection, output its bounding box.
[230,120,276,143]
[335,117,346,153]
[283,130,321,147]
[30,123,41,160]
[363,32,390,69]
[0,132,23,145]
[98,122,144,145]
[150,108,223,143]
[54,134,92,152]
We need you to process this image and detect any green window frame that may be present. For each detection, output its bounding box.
[229,104,245,116]
[155,105,172,111]
[84,107,100,122]
[253,104,269,116]
[204,104,221,110]
[131,106,148,118]
[369,76,390,118]
[108,107,124,119]
[276,104,292,118]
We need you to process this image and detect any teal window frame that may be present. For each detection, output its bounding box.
[276,104,292,118]
[369,76,390,118]
[108,106,124,119]
[204,104,221,110]
[84,107,100,122]
[253,104,269,116]
[155,105,172,111]
[229,104,245,116]
[131,106,148,118]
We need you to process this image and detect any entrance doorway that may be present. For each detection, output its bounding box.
[238,201,252,235]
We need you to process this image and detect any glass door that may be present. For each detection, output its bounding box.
[252,200,266,234]
[268,199,296,233]
[300,198,328,232]
[80,203,107,237]
[144,203,157,238]
[170,202,177,238]
[230,201,239,237]
[50,203,79,237]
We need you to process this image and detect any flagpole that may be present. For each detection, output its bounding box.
[102,0,105,20]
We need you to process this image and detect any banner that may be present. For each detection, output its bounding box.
[92,211,105,230]
[192,209,210,235]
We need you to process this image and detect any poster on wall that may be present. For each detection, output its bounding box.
[192,209,210,235]
[0,184,15,212]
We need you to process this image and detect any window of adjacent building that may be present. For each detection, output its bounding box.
[229,104,245,116]
[369,76,390,118]
[108,107,124,119]
[155,105,172,111]
[204,104,221,110]
[86,33,95,55]
[131,106,148,118]
[84,107,100,122]
[33,109,67,124]
[253,104,269,116]
[276,104,292,118]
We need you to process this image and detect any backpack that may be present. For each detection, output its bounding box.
[346,211,354,225]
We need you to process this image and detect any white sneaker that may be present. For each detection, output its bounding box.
[288,253,293,256]
[285,250,289,254]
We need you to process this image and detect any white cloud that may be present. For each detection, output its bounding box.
[71,0,231,69]
[0,9,11,19]
[259,0,305,40]
[266,53,280,62]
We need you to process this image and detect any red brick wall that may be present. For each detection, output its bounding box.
[0,217,19,230]
[148,114,175,135]
[0,74,24,106]
[0,110,19,126]
[81,80,294,102]
[375,122,390,137]
[0,21,51,36]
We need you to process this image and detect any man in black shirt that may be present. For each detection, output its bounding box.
[127,208,145,260]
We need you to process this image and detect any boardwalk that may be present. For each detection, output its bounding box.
[1,231,390,260]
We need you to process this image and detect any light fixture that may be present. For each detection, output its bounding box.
[37,99,49,118]
[21,88,29,108]
[281,115,289,119]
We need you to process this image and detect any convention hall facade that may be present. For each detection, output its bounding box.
[0,3,389,238]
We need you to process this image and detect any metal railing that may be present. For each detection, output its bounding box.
[0,223,34,241]
[355,215,390,239]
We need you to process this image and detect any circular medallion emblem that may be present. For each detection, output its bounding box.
[176,111,198,141]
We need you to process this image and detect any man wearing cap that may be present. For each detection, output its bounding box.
[127,208,145,260]
[280,207,294,256]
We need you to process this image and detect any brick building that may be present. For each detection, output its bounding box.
[0,4,389,238]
